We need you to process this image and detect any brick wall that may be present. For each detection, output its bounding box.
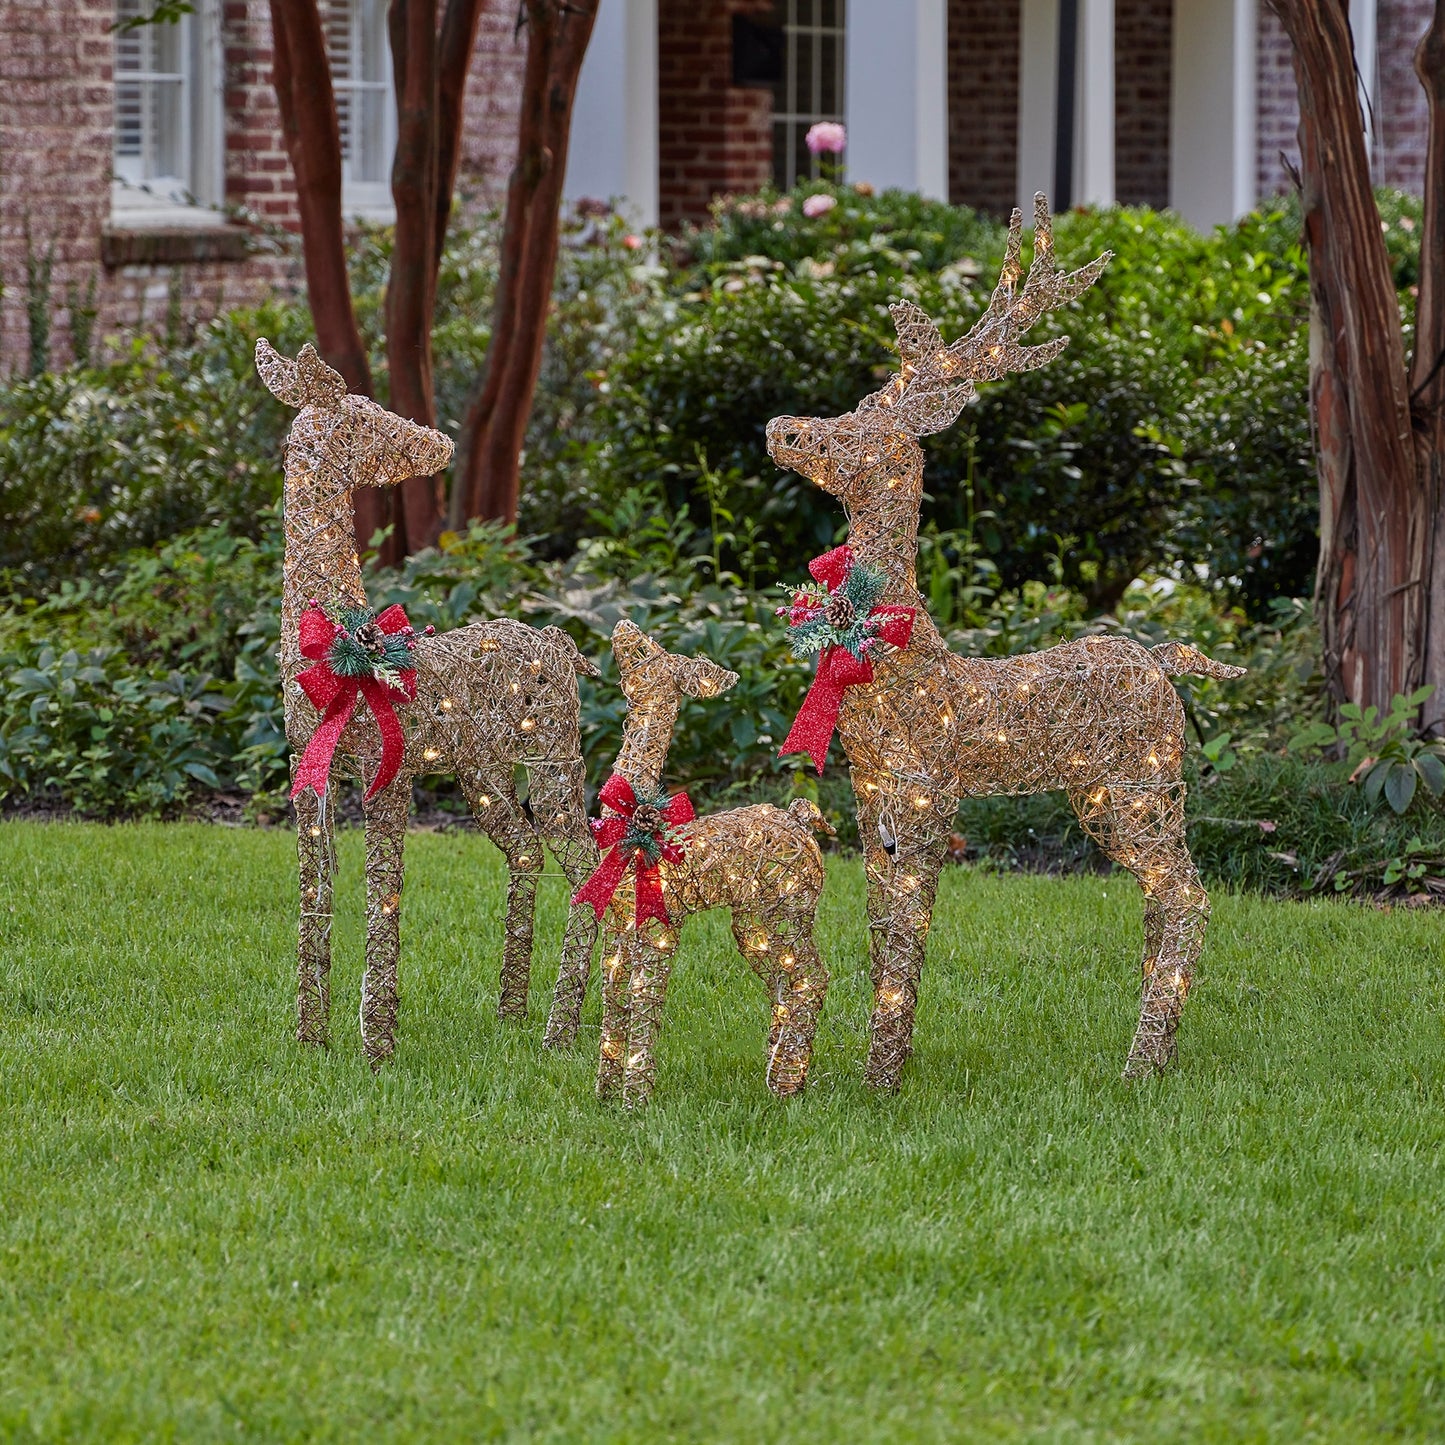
[1258,0,1433,202]
[459,3,527,204]
[1375,0,1432,190]
[1114,0,1171,209]
[657,0,774,230]
[0,0,113,371]
[948,0,1020,217]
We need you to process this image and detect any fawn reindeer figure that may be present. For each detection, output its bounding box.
[570,621,833,1108]
[257,340,601,1066]
[766,196,1245,1087]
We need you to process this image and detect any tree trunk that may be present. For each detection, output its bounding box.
[1411,0,1445,734]
[386,0,445,557]
[451,0,598,527]
[269,0,385,555]
[1271,0,1432,719]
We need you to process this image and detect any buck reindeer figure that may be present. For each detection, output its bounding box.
[257,340,602,1066]
[766,195,1245,1087]
[569,620,833,1108]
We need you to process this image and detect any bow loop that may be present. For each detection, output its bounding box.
[574,774,694,928]
[291,602,420,802]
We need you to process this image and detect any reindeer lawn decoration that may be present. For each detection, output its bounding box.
[257,339,601,1066]
[766,196,1245,1088]
[567,620,833,1108]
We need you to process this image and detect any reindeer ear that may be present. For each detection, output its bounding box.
[295,344,348,407]
[611,618,666,676]
[255,338,302,407]
[672,654,738,699]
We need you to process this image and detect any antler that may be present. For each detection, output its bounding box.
[943,192,1111,384]
[858,195,1110,439]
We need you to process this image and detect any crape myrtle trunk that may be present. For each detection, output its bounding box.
[1270,0,1445,731]
[450,0,599,530]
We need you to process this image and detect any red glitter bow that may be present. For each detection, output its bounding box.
[778,544,915,774]
[291,603,418,802]
[573,773,695,929]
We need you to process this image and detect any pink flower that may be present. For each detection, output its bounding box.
[623,234,643,250]
[802,194,837,219]
[805,121,847,156]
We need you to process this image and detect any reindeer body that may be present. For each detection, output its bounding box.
[260,340,601,1065]
[582,622,831,1107]
[767,198,1243,1087]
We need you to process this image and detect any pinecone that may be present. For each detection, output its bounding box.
[824,591,857,630]
[354,619,385,653]
[630,802,663,835]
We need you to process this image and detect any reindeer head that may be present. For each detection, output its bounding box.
[766,195,1110,506]
[612,620,738,707]
[256,338,454,487]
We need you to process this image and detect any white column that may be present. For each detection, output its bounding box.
[563,0,658,227]
[1017,0,1060,212]
[1351,0,1378,168]
[1170,0,1256,229]
[1074,0,1114,206]
[845,0,948,200]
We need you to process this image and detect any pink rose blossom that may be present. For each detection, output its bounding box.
[805,121,847,155]
[622,234,643,250]
[802,193,837,219]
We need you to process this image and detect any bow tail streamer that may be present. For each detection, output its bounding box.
[633,861,670,927]
[780,646,874,773]
[574,844,634,920]
[292,687,359,801]
[357,676,411,800]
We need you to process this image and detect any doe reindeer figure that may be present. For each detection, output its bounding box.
[257,339,601,1066]
[766,196,1245,1087]
[569,620,833,1108]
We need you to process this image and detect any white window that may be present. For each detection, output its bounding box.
[325,0,396,218]
[769,0,846,189]
[112,0,223,224]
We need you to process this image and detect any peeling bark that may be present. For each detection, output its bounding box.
[1271,0,1440,723]
[452,0,599,528]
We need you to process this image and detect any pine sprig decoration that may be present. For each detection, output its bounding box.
[326,604,422,691]
[777,559,899,662]
[621,788,680,864]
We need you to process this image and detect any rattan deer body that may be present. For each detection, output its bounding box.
[257,340,601,1066]
[765,197,1245,1088]
[572,621,833,1108]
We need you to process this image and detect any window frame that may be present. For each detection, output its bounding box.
[769,0,847,190]
[327,0,398,221]
[110,0,225,222]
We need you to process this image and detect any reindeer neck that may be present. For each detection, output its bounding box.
[612,694,681,800]
[841,441,924,600]
[279,452,366,677]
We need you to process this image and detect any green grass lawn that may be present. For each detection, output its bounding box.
[2,821,1444,1442]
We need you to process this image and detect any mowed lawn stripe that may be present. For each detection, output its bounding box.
[1,821,1442,1441]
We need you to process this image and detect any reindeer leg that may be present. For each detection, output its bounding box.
[596,924,634,1100]
[1072,784,1209,1077]
[734,908,828,1098]
[293,761,336,1047]
[863,793,949,1092]
[360,776,410,1069]
[527,759,603,1048]
[622,920,680,1110]
[479,793,544,1022]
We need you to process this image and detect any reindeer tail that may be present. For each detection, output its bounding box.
[540,625,600,678]
[788,797,837,837]
[1151,642,1247,681]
